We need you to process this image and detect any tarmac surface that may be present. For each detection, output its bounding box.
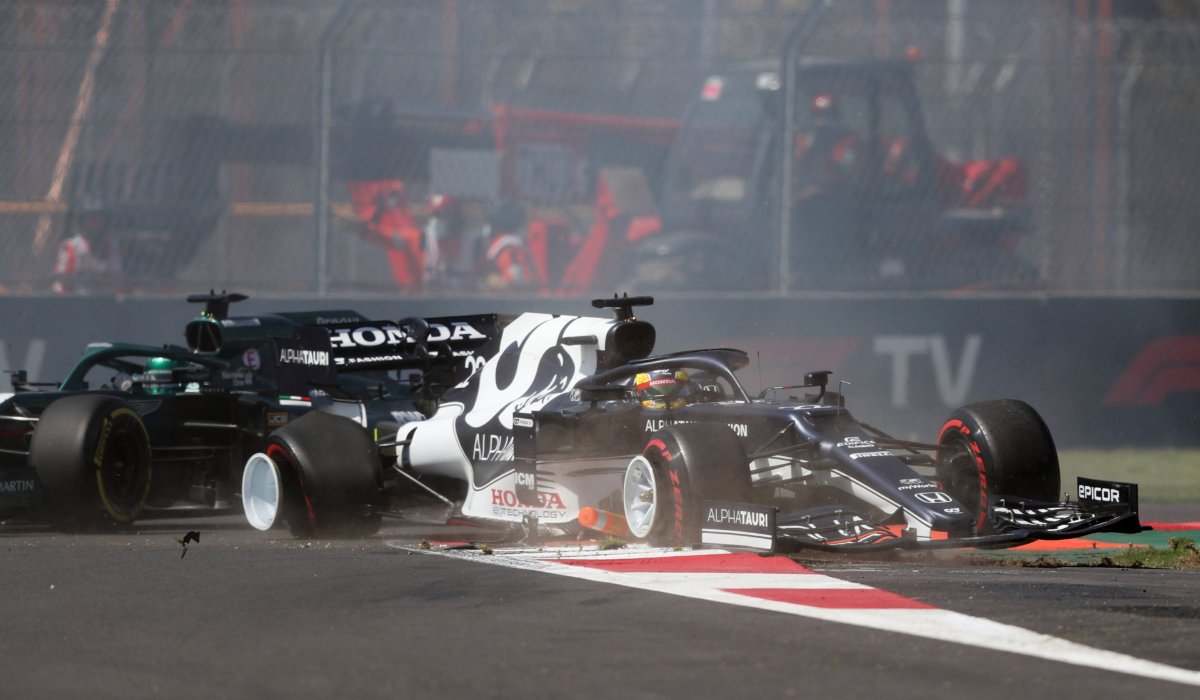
[1,504,1198,699]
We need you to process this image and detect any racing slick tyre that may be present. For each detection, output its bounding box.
[30,394,152,530]
[246,410,383,538]
[623,423,753,547]
[936,399,1060,535]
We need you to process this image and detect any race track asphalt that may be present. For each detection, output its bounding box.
[1,508,1198,700]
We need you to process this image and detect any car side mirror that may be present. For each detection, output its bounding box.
[804,370,831,390]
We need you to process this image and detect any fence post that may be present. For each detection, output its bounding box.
[315,0,361,297]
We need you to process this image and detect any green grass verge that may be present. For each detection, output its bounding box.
[1059,448,1200,502]
[973,537,1200,570]
[1108,537,1200,568]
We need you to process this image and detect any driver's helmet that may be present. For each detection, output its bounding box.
[634,369,690,410]
[144,356,177,392]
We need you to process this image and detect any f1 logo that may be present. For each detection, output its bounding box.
[1104,336,1200,406]
[915,492,953,504]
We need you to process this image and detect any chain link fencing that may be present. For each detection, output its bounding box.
[1,0,1196,297]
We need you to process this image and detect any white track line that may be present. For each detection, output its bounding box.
[395,543,1200,688]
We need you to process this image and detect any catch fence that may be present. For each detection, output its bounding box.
[0,0,1195,297]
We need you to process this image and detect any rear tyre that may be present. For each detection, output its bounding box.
[936,399,1060,535]
[255,411,383,538]
[623,423,752,547]
[30,395,152,530]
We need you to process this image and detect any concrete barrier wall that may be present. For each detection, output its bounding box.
[1,294,1196,448]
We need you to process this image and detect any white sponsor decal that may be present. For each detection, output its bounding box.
[220,370,252,386]
[837,436,876,449]
[472,433,515,462]
[425,321,490,344]
[1079,484,1122,503]
[278,348,330,366]
[314,315,363,325]
[328,321,487,350]
[705,507,770,528]
[848,451,893,460]
[337,353,409,367]
[915,491,953,504]
[328,325,405,349]
[643,418,747,437]
[0,479,36,493]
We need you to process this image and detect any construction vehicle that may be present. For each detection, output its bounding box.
[623,6,1034,293]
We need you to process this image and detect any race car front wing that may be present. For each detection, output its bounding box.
[703,477,1145,553]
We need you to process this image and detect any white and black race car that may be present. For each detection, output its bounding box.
[241,296,1143,551]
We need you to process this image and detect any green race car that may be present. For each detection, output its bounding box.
[0,293,459,531]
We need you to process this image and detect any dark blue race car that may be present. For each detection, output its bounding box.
[238,295,1143,551]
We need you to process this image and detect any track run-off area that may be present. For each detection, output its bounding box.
[410,541,1200,688]
[2,514,1198,699]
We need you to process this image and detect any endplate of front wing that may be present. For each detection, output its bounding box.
[771,498,1145,553]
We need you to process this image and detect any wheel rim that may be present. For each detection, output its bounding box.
[242,452,282,531]
[939,439,983,523]
[95,413,151,521]
[623,456,658,538]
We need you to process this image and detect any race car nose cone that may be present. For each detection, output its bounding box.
[242,452,282,531]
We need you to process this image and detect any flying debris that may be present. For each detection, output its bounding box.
[177,530,200,558]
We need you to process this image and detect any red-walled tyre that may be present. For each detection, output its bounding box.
[936,399,1060,535]
[244,410,382,538]
[622,422,753,547]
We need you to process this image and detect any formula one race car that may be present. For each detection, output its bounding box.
[241,296,1143,551]
[0,293,477,530]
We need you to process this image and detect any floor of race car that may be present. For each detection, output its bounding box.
[383,502,1200,562]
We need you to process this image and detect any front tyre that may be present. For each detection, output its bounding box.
[30,394,152,530]
[249,411,383,538]
[936,399,1060,535]
[622,423,752,547]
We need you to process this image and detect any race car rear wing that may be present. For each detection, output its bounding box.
[270,314,502,395]
[320,314,500,373]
